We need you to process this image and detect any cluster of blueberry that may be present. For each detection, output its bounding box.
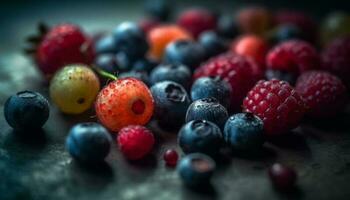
[8,0,350,192]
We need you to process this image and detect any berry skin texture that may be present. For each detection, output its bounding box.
[66,122,112,163]
[148,25,192,60]
[236,7,272,35]
[321,37,350,88]
[194,53,260,111]
[191,76,232,109]
[95,78,154,132]
[179,120,223,156]
[223,113,264,151]
[50,65,100,114]
[95,35,118,55]
[150,63,192,89]
[266,40,319,75]
[163,149,179,167]
[268,163,297,191]
[185,98,228,130]
[177,153,216,188]
[36,24,95,76]
[150,81,191,129]
[295,71,348,118]
[243,79,305,135]
[199,31,228,59]
[164,40,206,70]
[117,125,155,160]
[177,8,217,39]
[4,91,49,130]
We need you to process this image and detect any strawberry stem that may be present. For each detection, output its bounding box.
[92,66,118,81]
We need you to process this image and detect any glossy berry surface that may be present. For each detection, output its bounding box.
[150,81,191,129]
[119,70,150,86]
[36,24,95,76]
[178,119,223,156]
[185,98,228,130]
[236,7,272,35]
[178,153,216,187]
[117,125,155,160]
[50,65,100,114]
[224,113,264,151]
[150,63,191,89]
[194,53,259,111]
[95,35,118,54]
[113,22,149,60]
[243,79,305,135]
[266,40,319,75]
[164,40,205,70]
[148,25,192,60]
[163,149,179,167]
[295,71,348,118]
[95,78,154,132]
[191,76,232,109]
[217,15,239,39]
[321,36,350,88]
[268,163,297,190]
[177,8,217,39]
[232,34,268,67]
[66,122,112,163]
[4,91,49,130]
[198,31,228,59]
[95,54,119,73]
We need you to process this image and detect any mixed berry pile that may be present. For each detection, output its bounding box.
[5,0,350,192]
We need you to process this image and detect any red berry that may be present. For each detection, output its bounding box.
[295,71,348,118]
[236,7,272,35]
[117,125,155,160]
[177,8,217,39]
[268,163,297,190]
[36,24,95,76]
[95,78,154,132]
[163,149,179,167]
[194,53,260,111]
[266,40,319,75]
[321,36,350,88]
[243,79,305,135]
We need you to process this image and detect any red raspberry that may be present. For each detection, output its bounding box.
[177,8,217,39]
[274,11,317,42]
[36,24,95,77]
[194,53,260,111]
[243,79,305,135]
[266,40,319,75]
[117,125,155,160]
[295,71,348,118]
[321,37,350,88]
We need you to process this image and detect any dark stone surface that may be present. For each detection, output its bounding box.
[1,1,350,200]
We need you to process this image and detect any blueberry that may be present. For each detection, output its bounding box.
[95,35,118,54]
[224,113,264,151]
[150,81,191,129]
[199,31,228,59]
[185,98,228,130]
[265,69,297,85]
[164,40,206,70]
[145,0,172,21]
[119,70,150,86]
[4,91,49,130]
[132,58,158,73]
[66,122,112,164]
[179,119,223,156]
[113,22,149,60]
[95,54,119,73]
[191,76,232,109]
[217,15,239,39]
[150,63,191,89]
[178,153,216,187]
[271,24,305,44]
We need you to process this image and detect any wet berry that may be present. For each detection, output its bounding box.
[150,63,192,89]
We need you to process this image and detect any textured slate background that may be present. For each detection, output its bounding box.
[1,1,350,200]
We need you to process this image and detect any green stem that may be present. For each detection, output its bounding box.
[92,66,117,81]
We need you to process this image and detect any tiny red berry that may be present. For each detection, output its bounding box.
[268,163,297,190]
[163,149,179,167]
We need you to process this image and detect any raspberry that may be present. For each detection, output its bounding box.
[321,37,350,88]
[35,24,95,77]
[295,71,348,118]
[95,78,154,132]
[117,125,155,160]
[266,40,319,75]
[177,8,217,39]
[243,79,305,135]
[194,53,260,111]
